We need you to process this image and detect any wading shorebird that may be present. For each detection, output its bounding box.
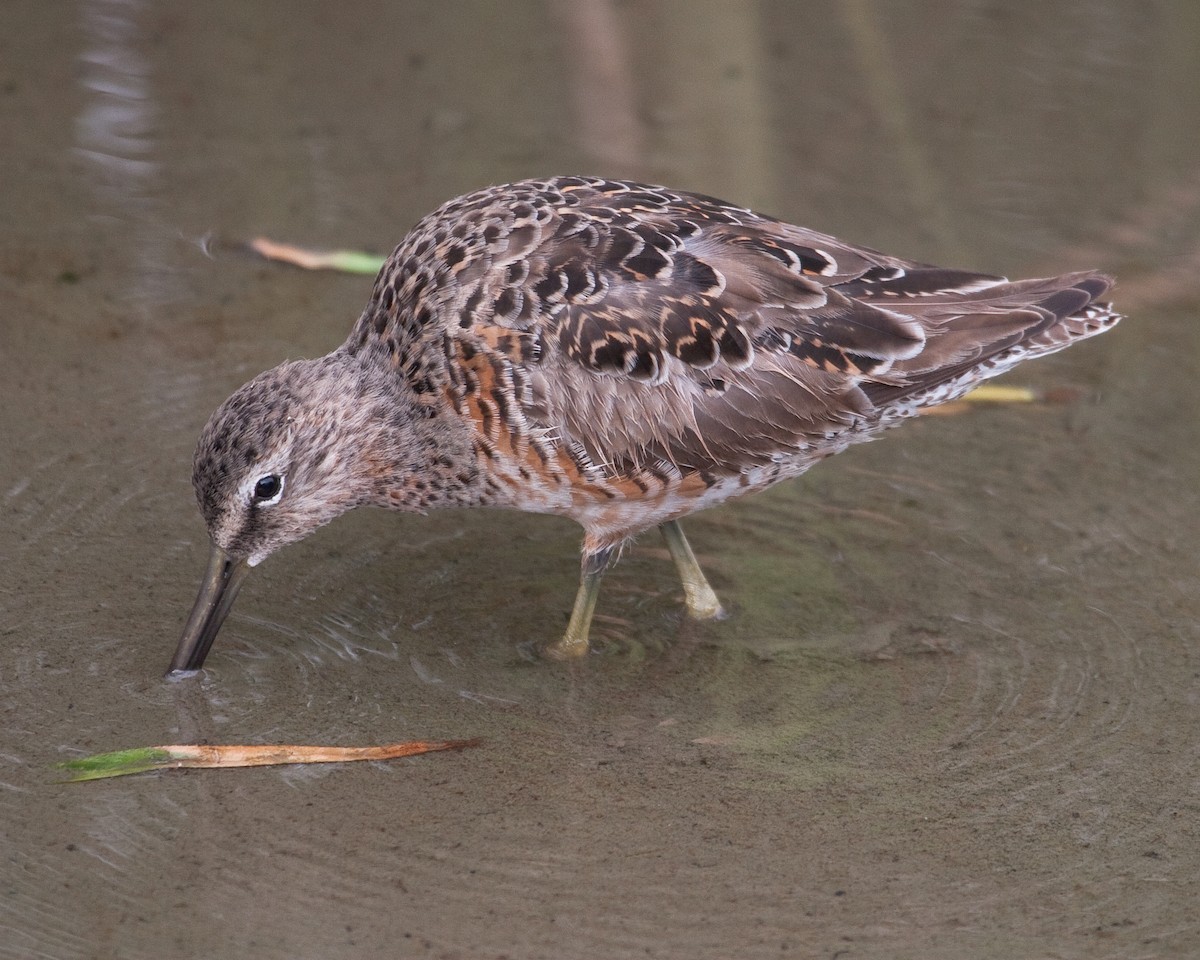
[168,177,1120,675]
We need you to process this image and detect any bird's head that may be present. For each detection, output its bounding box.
[167,353,400,676]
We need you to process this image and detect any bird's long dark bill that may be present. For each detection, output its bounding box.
[167,545,251,676]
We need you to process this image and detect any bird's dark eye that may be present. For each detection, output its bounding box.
[252,474,282,501]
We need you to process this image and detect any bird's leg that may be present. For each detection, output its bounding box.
[541,543,615,660]
[660,520,725,620]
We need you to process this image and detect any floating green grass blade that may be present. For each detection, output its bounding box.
[59,747,178,782]
[248,237,385,274]
[59,738,480,782]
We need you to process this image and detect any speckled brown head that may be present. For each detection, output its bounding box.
[190,355,385,565]
[168,349,475,674]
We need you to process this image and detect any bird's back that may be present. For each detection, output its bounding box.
[344,177,1120,540]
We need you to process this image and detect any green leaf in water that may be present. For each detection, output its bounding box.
[59,747,177,782]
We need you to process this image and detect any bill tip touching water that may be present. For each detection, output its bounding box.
[168,176,1121,677]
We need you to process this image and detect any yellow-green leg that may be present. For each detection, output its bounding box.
[541,544,614,660]
[660,520,725,619]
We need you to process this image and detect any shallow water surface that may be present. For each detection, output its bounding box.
[2,2,1198,958]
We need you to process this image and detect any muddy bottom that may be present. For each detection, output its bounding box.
[2,3,1198,958]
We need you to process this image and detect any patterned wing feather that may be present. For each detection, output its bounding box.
[350,177,1119,483]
